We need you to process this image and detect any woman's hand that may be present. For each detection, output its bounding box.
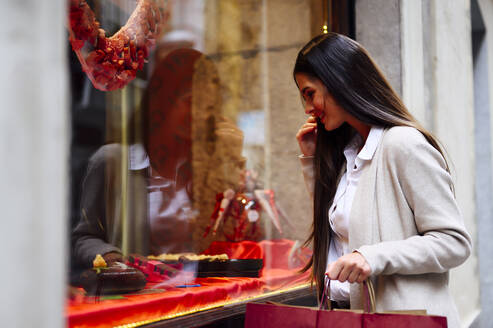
[296,116,317,157]
[326,252,371,284]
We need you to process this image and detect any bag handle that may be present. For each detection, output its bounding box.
[319,274,332,310]
[362,279,376,313]
[319,273,376,313]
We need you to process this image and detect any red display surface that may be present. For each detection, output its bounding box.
[67,239,312,328]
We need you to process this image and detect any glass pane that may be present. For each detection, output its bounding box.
[67,0,334,325]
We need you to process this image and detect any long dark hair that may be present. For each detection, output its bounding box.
[293,33,449,297]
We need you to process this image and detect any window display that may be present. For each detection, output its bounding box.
[66,0,342,326]
[68,0,168,90]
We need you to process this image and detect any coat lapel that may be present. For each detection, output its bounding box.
[347,128,386,309]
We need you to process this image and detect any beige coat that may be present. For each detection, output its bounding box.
[300,126,472,328]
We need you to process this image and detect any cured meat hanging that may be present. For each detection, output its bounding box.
[68,0,169,91]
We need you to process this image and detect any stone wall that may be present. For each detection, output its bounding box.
[471,1,493,327]
[0,0,68,327]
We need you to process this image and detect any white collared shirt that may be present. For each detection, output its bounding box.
[128,143,194,253]
[129,143,150,170]
[328,126,384,301]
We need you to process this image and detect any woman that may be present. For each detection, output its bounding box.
[295,33,471,327]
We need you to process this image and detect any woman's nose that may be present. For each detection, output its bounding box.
[304,102,314,115]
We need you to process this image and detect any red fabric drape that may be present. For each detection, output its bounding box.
[67,239,312,328]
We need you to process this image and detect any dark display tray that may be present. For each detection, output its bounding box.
[160,259,263,277]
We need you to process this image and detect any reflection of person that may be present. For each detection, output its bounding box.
[294,33,471,327]
[71,49,205,270]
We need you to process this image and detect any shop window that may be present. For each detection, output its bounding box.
[66,1,351,326]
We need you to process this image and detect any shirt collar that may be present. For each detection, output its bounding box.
[343,126,384,162]
[358,126,384,161]
[129,143,150,171]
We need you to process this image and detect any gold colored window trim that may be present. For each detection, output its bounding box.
[114,283,311,328]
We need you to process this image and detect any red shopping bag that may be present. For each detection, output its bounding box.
[362,312,447,328]
[244,302,362,328]
[244,277,447,328]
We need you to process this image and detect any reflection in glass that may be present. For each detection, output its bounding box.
[67,0,315,325]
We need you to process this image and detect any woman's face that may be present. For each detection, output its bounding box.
[295,73,348,131]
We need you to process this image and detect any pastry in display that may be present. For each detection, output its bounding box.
[148,253,229,262]
[80,254,146,295]
[92,254,107,268]
[148,253,263,278]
